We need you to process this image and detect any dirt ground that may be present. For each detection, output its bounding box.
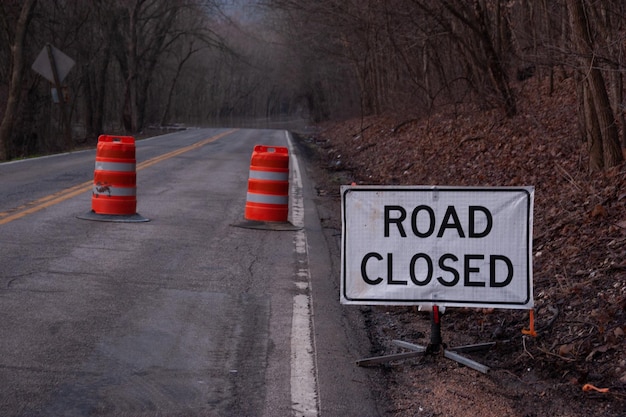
[295,75,626,417]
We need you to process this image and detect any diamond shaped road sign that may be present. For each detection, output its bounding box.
[32,44,75,84]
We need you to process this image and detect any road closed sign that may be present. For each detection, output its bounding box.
[341,186,534,309]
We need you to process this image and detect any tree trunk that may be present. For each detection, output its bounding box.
[590,68,623,167]
[122,0,141,133]
[473,0,516,117]
[567,0,623,170]
[582,80,604,171]
[436,0,517,117]
[0,0,38,160]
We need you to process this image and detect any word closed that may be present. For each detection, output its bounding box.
[341,186,534,309]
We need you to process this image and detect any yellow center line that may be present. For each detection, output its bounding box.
[0,129,237,226]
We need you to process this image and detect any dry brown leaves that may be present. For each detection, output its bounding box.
[311,76,626,416]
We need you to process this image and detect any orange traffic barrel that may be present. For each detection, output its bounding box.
[91,135,137,215]
[245,145,289,222]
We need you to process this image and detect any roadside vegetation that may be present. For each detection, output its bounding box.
[308,76,625,414]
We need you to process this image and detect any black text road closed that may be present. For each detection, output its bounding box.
[340,186,534,309]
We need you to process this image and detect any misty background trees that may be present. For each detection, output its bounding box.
[0,0,624,170]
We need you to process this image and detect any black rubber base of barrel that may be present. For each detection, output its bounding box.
[77,211,150,223]
[230,219,302,231]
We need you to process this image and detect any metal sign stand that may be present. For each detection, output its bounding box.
[356,306,495,374]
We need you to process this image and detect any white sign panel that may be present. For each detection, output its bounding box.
[341,186,534,309]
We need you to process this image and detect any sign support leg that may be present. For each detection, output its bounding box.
[356,306,495,374]
[45,44,72,151]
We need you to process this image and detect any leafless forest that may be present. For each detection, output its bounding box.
[1,0,625,169]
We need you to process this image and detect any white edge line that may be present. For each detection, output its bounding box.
[286,131,320,417]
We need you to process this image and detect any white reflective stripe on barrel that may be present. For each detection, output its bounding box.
[93,185,137,197]
[94,161,136,172]
[246,192,289,205]
[248,170,289,181]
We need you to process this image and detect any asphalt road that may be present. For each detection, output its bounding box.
[0,128,384,417]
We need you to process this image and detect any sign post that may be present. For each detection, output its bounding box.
[32,44,75,150]
[341,185,534,372]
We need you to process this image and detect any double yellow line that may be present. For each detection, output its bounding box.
[0,129,236,226]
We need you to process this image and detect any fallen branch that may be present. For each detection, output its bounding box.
[555,163,583,191]
[391,118,419,133]
[352,124,372,137]
[535,345,576,362]
[459,135,484,146]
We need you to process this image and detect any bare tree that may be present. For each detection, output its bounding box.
[0,0,37,160]
[411,0,517,117]
[3,0,626,170]
[111,0,222,132]
[0,0,246,159]
[567,0,623,170]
